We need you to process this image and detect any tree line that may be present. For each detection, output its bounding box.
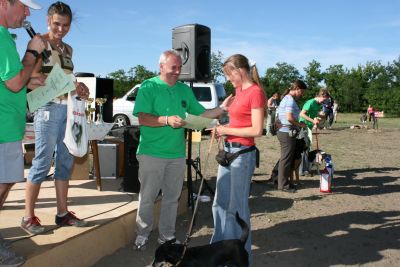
[106,53,400,116]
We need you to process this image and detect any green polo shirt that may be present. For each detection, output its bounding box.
[0,26,26,143]
[133,76,205,158]
[299,98,321,129]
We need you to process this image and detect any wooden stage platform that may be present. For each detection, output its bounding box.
[1,179,188,267]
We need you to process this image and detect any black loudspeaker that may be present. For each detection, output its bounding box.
[172,24,211,82]
[123,126,140,193]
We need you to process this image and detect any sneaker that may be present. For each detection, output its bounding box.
[55,211,87,227]
[157,236,181,245]
[0,246,25,267]
[0,234,11,249]
[21,216,45,235]
[134,235,148,251]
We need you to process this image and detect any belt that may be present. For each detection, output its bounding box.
[224,142,242,148]
[51,98,68,105]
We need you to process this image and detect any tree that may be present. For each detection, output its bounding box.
[210,51,225,83]
[128,65,157,85]
[304,60,324,99]
[106,69,132,98]
[262,62,302,98]
[107,65,157,98]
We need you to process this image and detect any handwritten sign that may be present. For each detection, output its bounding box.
[27,63,76,112]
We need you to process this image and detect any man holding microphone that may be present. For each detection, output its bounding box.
[0,0,45,266]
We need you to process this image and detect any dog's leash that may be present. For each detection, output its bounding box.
[179,128,217,262]
[315,126,319,150]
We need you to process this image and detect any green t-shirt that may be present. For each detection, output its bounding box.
[133,77,206,158]
[299,98,321,129]
[0,26,26,143]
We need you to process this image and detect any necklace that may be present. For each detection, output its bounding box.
[56,42,65,55]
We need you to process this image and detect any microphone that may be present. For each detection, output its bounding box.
[22,21,50,63]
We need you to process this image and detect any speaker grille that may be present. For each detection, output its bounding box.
[172,24,211,82]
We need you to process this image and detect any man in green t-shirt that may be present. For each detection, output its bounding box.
[133,50,232,250]
[0,1,45,265]
[298,88,329,175]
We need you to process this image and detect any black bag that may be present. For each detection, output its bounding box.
[215,146,256,166]
[270,123,278,136]
[288,125,300,138]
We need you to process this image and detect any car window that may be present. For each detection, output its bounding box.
[215,84,226,101]
[192,86,212,102]
[127,87,139,101]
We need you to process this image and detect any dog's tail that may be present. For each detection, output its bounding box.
[235,212,249,243]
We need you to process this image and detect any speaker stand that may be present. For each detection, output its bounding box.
[186,129,214,212]
[186,81,214,210]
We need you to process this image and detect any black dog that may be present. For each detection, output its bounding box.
[152,212,249,267]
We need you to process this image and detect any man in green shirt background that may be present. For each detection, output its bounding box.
[299,88,329,176]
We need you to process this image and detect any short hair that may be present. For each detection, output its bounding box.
[317,88,329,97]
[159,50,181,65]
[48,1,72,21]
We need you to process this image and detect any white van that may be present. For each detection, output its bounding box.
[112,82,226,127]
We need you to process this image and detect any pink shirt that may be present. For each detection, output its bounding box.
[226,84,266,146]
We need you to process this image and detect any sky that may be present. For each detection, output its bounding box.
[13,0,400,78]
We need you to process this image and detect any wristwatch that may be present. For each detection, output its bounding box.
[26,49,40,58]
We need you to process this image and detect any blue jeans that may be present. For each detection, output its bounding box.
[28,103,73,184]
[211,146,256,264]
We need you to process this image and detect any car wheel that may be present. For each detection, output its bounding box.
[114,115,130,128]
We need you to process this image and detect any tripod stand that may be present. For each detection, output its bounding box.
[186,129,215,210]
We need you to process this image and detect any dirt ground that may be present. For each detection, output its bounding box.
[94,123,400,267]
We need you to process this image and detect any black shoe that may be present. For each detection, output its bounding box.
[281,184,297,193]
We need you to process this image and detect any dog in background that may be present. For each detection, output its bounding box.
[289,138,307,185]
[152,212,249,267]
[360,113,368,124]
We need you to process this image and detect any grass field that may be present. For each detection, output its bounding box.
[334,113,400,129]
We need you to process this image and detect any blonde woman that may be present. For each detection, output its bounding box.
[211,54,266,264]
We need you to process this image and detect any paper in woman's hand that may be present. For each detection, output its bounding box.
[27,63,75,112]
[183,114,218,130]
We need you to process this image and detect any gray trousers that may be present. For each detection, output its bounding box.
[136,155,186,239]
[277,131,296,189]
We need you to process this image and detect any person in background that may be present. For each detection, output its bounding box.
[0,0,45,265]
[299,88,329,176]
[333,99,339,123]
[322,93,334,128]
[266,92,279,136]
[211,54,266,265]
[133,50,232,250]
[276,80,307,193]
[367,104,374,122]
[22,1,89,235]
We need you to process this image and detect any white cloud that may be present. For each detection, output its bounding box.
[213,39,398,74]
